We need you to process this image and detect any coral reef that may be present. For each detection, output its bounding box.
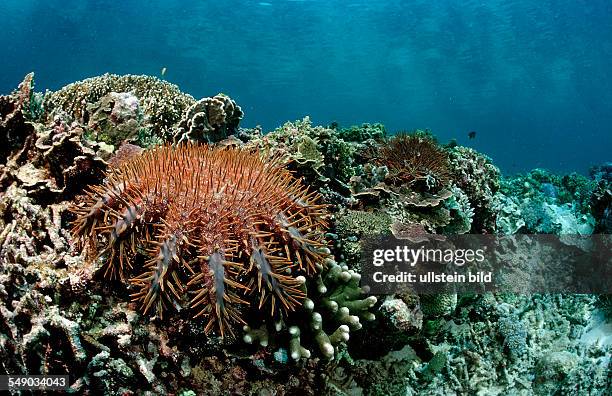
[1,74,610,395]
[590,162,612,183]
[337,122,386,143]
[328,294,610,395]
[495,169,598,235]
[249,117,366,195]
[0,115,107,202]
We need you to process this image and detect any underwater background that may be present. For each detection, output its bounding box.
[0,1,611,395]
[1,0,611,174]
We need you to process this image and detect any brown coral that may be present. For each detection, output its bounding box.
[0,75,35,164]
[372,133,451,192]
[70,144,329,337]
[174,94,244,143]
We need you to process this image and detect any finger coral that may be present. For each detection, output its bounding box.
[70,144,330,337]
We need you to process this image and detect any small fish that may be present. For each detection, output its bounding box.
[468,131,476,139]
[161,67,167,77]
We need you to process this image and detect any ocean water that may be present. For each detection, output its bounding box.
[1,0,611,174]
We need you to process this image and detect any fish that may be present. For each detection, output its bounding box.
[468,131,476,139]
[161,67,167,77]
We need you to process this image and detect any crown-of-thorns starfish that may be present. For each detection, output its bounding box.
[70,143,330,337]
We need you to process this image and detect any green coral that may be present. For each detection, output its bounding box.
[335,210,392,239]
[262,117,359,186]
[420,350,448,381]
[243,261,377,360]
[533,351,579,394]
[441,186,474,234]
[498,316,527,358]
[334,210,392,267]
[420,294,458,317]
[338,122,386,142]
[295,135,325,167]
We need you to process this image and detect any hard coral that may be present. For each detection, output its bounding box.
[448,146,500,232]
[174,94,244,143]
[70,144,330,337]
[43,74,196,137]
[0,75,36,164]
[1,113,107,202]
[86,92,144,147]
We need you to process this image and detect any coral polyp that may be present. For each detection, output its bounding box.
[70,143,330,336]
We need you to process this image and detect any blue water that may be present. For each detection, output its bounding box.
[1,0,611,174]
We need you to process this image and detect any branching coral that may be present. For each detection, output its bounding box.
[448,146,500,232]
[70,144,330,337]
[242,261,377,359]
[43,74,196,137]
[0,76,36,164]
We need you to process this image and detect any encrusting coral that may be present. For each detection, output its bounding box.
[86,92,144,147]
[69,143,330,337]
